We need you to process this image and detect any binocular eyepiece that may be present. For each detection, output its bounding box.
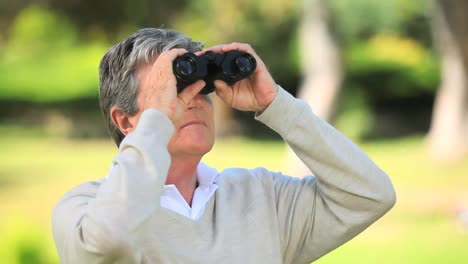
[173,51,257,94]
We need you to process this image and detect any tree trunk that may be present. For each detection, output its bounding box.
[428,0,468,160]
[297,0,343,122]
[287,0,344,176]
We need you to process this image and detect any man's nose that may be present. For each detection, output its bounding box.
[187,94,203,108]
[187,94,210,108]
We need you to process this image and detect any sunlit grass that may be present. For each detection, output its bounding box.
[1,128,467,263]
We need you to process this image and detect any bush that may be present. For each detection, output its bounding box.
[0,5,107,102]
[346,33,439,98]
[0,218,58,264]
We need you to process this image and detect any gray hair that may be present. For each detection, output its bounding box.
[98,28,203,147]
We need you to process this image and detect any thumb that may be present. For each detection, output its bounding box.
[178,80,206,104]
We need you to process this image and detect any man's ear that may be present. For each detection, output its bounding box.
[110,107,136,136]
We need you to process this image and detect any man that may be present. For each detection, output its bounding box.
[52,28,396,264]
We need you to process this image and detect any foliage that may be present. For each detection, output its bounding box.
[0,5,107,102]
[346,33,440,97]
[4,5,78,56]
[0,219,58,264]
[0,0,440,113]
[334,89,373,139]
[329,0,432,43]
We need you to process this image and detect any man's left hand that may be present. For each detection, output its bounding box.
[200,43,278,113]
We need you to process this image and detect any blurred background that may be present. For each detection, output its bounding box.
[1,0,467,263]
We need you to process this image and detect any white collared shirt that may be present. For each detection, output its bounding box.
[160,162,219,220]
[106,162,219,221]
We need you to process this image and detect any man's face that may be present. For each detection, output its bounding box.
[135,62,215,158]
[165,93,215,158]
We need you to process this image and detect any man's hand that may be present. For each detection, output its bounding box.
[140,48,205,123]
[201,43,278,113]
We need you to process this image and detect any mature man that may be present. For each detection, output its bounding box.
[52,28,396,264]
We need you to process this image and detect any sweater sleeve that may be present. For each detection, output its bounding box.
[52,109,174,264]
[255,87,396,263]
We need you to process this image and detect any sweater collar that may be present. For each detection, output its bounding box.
[196,162,219,186]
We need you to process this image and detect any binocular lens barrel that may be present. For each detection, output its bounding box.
[176,58,196,76]
[236,55,255,74]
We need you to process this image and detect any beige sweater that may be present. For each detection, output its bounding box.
[52,87,396,264]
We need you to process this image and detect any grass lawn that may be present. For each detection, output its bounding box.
[1,126,467,263]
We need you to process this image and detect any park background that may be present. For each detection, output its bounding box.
[1,0,467,263]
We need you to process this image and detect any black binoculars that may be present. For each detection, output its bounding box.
[173,50,257,94]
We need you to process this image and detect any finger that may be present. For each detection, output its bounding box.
[178,80,206,104]
[221,42,255,54]
[214,80,233,105]
[220,43,262,69]
[201,44,228,54]
[154,48,188,71]
[148,49,189,85]
[157,48,188,61]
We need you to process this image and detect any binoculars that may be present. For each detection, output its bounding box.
[173,51,257,94]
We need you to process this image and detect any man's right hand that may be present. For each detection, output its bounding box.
[139,48,205,123]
